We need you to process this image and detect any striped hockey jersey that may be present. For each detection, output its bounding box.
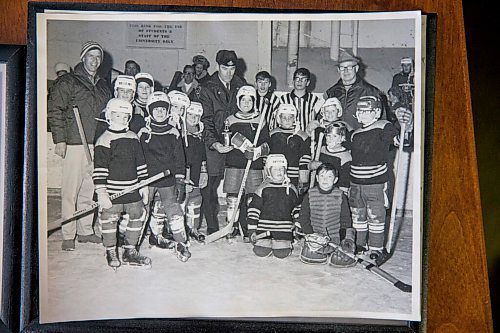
[93,128,149,204]
[318,147,352,189]
[256,91,280,131]
[344,120,399,185]
[247,180,300,241]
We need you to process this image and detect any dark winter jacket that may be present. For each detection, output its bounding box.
[199,73,246,175]
[48,62,112,145]
[325,77,386,131]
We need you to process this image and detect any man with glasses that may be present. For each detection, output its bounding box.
[171,65,201,102]
[278,68,322,132]
[324,51,386,130]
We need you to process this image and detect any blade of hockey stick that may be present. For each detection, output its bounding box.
[329,242,412,293]
[47,169,171,233]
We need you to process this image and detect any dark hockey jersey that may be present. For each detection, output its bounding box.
[93,128,148,204]
[94,105,146,144]
[318,147,352,189]
[225,112,269,170]
[247,180,300,241]
[184,129,207,185]
[139,121,186,187]
[344,120,398,185]
[269,127,311,182]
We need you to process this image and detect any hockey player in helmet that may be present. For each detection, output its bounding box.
[269,103,311,193]
[247,154,300,258]
[298,163,356,267]
[306,97,352,139]
[134,72,154,118]
[94,75,137,141]
[139,92,191,261]
[223,85,270,240]
[183,102,209,243]
[167,90,191,130]
[93,98,151,269]
[344,95,412,266]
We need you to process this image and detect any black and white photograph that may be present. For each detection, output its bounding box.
[37,9,423,325]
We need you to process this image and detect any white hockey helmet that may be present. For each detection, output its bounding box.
[146,91,170,117]
[401,57,413,65]
[114,75,136,93]
[186,101,203,117]
[265,153,288,172]
[276,103,298,128]
[321,97,342,118]
[236,85,257,110]
[167,90,191,108]
[134,72,154,87]
[105,98,133,127]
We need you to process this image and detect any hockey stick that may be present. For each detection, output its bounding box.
[47,169,171,233]
[386,123,407,253]
[309,132,324,188]
[205,100,269,244]
[72,105,92,163]
[328,241,412,293]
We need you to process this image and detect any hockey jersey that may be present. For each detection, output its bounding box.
[269,127,311,183]
[225,112,269,170]
[247,180,300,241]
[318,147,352,189]
[344,120,398,185]
[139,121,186,187]
[93,128,149,204]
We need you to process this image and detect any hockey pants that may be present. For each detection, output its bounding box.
[99,201,145,248]
[349,182,388,251]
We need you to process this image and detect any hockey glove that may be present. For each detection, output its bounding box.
[305,120,320,136]
[231,132,253,153]
[139,187,149,205]
[308,161,322,171]
[175,177,186,203]
[96,190,112,210]
[340,228,356,254]
[245,142,270,161]
[199,172,208,189]
[249,230,257,244]
[297,182,309,196]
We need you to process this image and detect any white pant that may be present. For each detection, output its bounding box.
[61,145,95,240]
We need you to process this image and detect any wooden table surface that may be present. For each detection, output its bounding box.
[1,0,492,332]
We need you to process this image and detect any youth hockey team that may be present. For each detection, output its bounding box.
[48,41,414,270]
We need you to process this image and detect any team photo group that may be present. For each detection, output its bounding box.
[47,42,414,270]
[38,11,423,323]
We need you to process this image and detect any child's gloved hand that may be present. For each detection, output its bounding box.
[175,177,186,203]
[139,187,149,205]
[97,191,112,210]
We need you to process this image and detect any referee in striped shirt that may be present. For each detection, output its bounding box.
[278,68,322,132]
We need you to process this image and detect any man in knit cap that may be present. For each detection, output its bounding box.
[48,40,112,251]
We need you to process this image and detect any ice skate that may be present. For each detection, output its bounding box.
[368,248,391,266]
[105,247,121,270]
[175,242,191,262]
[150,234,175,250]
[122,247,152,268]
[189,228,206,243]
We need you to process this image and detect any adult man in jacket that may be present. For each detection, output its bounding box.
[324,50,387,130]
[199,49,246,235]
[48,41,112,250]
